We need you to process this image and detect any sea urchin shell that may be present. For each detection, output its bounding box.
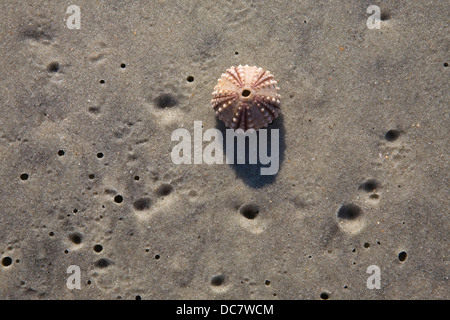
[211,65,281,131]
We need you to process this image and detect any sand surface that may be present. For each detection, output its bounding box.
[0,1,448,299]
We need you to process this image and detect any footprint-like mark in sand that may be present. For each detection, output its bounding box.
[358,178,382,204]
[133,198,152,211]
[132,182,175,220]
[89,41,110,65]
[337,177,383,235]
[374,129,412,171]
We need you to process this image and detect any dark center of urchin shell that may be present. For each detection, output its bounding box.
[241,89,251,97]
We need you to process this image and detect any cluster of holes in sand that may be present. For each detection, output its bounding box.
[0,256,20,268]
[318,253,410,299]
[55,149,174,211]
[15,126,413,296]
[334,127,405,231]
[332,141,410,275]
[17,148,174,271]
[48,229,107,265]
[212,275,278,295]
[359,178,381,200]
[208,204,283,295]
[212,276,339,299]
[45,227,163,269]
[20,151,105,181]
[183,50,245,83]
[97,63,127,85]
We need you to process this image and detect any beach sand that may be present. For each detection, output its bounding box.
[0,0,448,299]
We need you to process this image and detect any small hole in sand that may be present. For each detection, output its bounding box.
[239,204,259,219]
[385,129,400,142]
[398,251,408,262]
[320,292,329,300]
[114,195,123,203]
[20,173,29,180]
[2,257,13,267]
[69,233,82,244]
[47,62,60,72]
[211,274,225,286]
